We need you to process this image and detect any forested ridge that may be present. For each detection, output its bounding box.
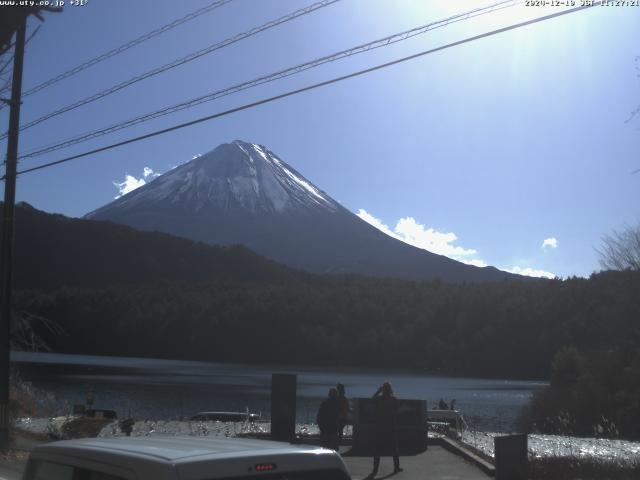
[10,202,306,289]
[16,270,639,381]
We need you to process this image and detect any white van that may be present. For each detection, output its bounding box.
[23,436,350,480]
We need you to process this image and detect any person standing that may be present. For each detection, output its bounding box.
[336,383,349,445]
[371,382,402,475]
[317,387,341,451]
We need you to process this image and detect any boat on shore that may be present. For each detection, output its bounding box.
[427,409,467,437]
[190,411,261,422]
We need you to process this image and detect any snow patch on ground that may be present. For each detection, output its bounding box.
[15,416,640,466]
[15,417,346,440]
[462,431,640,464]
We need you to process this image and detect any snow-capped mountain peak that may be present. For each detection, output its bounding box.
[229,140,336,212]
[86,139,518,283]
[93,140,338,215]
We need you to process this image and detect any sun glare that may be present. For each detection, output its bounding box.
[408,0,572,37]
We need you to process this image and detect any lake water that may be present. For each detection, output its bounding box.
[11,351,546,432]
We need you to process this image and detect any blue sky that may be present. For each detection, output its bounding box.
[2,0,638,278]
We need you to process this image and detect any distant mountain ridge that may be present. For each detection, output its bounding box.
[11,202,304,290]
[87,140,520,283]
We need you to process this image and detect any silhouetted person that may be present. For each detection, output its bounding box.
[317,387,341,451]
[438,398,448,410]
[450,399,456,411]
[336,383,349,445]
[119,418,135,436]
[371,382,402,475]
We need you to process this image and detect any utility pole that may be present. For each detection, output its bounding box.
[0,16,26,451]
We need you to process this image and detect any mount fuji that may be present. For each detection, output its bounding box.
[86,140,518,282]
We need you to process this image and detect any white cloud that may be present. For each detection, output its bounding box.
[113,167,160,199]
[542,237,558,249]
[357,209,557,279]
[143,167,160,179]
[113,175,145,199]
[395,217,477,258]
[145,167,161,180]
[503,265,556,279]
[463,258,488,268]
[357,209,399,239]
[357,209,478,261]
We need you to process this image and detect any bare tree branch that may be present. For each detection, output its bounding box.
[597,222,640,271]
[10,311,66,352]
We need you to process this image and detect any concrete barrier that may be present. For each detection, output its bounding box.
[494,433,527,480]
[352,398,427,453]
[270,373,296,442]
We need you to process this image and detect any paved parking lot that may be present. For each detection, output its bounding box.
[342,446,492,480]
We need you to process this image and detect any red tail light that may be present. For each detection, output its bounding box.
[255,463,277,472]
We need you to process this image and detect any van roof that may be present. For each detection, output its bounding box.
[34,436,330,463]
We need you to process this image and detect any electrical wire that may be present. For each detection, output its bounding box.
[1,0,342,137]
[18,0,520,160]
[19,0,234,98]
[10,2,600,179]
[0,25,42,98]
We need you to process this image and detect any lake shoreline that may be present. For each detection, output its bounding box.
[10,350,551,383]
[11,351,545,433]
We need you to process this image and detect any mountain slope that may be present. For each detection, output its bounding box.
[10,202,304,290]
[87,140,519,282]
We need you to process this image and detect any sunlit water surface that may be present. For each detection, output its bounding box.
[13,351,542,432]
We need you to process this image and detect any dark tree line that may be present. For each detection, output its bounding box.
[16,271,639,379]
[521,344,640,439]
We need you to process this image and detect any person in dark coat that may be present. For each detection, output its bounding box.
[336,383,349,444]
[371,382,402,475]
[317,387,341,451]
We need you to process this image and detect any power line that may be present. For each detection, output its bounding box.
[11,2,600,179]
[1,0,342,138]
[0,51,15,78]
[19,0,520,160]
[0,25,41,97]
[14,0,234,99]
